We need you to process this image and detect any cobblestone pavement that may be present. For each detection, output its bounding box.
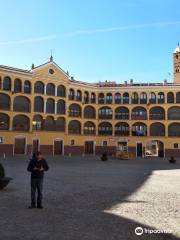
[0,156,180,240]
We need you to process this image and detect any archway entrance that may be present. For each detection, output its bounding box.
[14,137,26,155]
[145,140,164,158]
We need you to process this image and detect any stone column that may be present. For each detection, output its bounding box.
[55,101,57,114]
[55,86,57,96]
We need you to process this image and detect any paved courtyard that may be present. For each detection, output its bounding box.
[0,156,180,240]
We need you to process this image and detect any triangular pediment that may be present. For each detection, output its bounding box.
[32,61,70,83]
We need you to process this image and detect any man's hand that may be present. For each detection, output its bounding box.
[39,167,44,171]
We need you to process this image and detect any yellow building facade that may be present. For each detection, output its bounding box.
[1,46,180,157]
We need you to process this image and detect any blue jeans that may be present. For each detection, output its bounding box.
[31,178,43,207]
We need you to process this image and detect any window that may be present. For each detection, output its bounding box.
[0,113,9,130]
[49,69,54,75]
[71,140,75,145]
[46,83,55,96]
[0,137,3,144]
[24,80,31,93]
[33,115,43,131]
[34,97,44,112]
[3,76,11,91]
[34,81,44,94]
[13,96,30,112]
[102,141,107,146]
[174,143,179,149]
[14,79,22,93]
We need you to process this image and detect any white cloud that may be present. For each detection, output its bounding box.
[0,21,180,46]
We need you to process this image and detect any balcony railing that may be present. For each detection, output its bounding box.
[115,131,129,136]
[69,111,81,117]
[115,113,129,119]
[84,98,89,104]
[90,98,96,104]
[157,99,165,104]
[131,99,139,104]
[76,96,82,101]
[115,99,121,104]
[68,95,74,100]
[131,114,147,120]
[132,130,147,136]
[84,114,96,119]
[140,99,147,104]
[149,99,156,104]
[68,130,81,134]
[99,114,112,119]
[106,99,112,104]
[98,130,112,135]
[84,130,96,135]
[98,99,105,104]
[123,99,129,104]
[149,114,165,120]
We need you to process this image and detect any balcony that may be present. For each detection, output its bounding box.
[98,130,112,135]
[149,114,165,120]
[76,96,82,102]
[115,113,129,120]
[131,99,139,104]
[99,114,112,120]
[84,98,89,104]
[69,111,81,117]
[90,98,96,104]
[131,114,147,120]
[84,129,96,135]
[68,95,74,101]
[98,99,105,104]
[115,131,129,136]
[132,130,147,136]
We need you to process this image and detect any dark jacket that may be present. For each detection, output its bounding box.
[27,158,49,178]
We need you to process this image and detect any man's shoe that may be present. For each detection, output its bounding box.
[28,205,36,209]
[37,205,43,209]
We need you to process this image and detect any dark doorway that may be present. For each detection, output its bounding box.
[32,139,39,154]
[54,140,63,155]
[136,142,143,157]
[14,137,26,154]
[85,141,94,154]
[158,141,164,158]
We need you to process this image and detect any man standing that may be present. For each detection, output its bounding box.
[27,151,49,209]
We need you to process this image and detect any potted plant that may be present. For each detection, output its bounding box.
[0,163,12,190]
[101,153,108,161]
[169,156,176,164]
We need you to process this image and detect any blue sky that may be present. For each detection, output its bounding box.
[0,0,180,83]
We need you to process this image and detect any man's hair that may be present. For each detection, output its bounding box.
[36,151,42,156]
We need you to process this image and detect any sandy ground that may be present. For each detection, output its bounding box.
[0,156,180,240]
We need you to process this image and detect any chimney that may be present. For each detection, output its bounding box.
[130,79,133,84]
[164,79,167,85]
